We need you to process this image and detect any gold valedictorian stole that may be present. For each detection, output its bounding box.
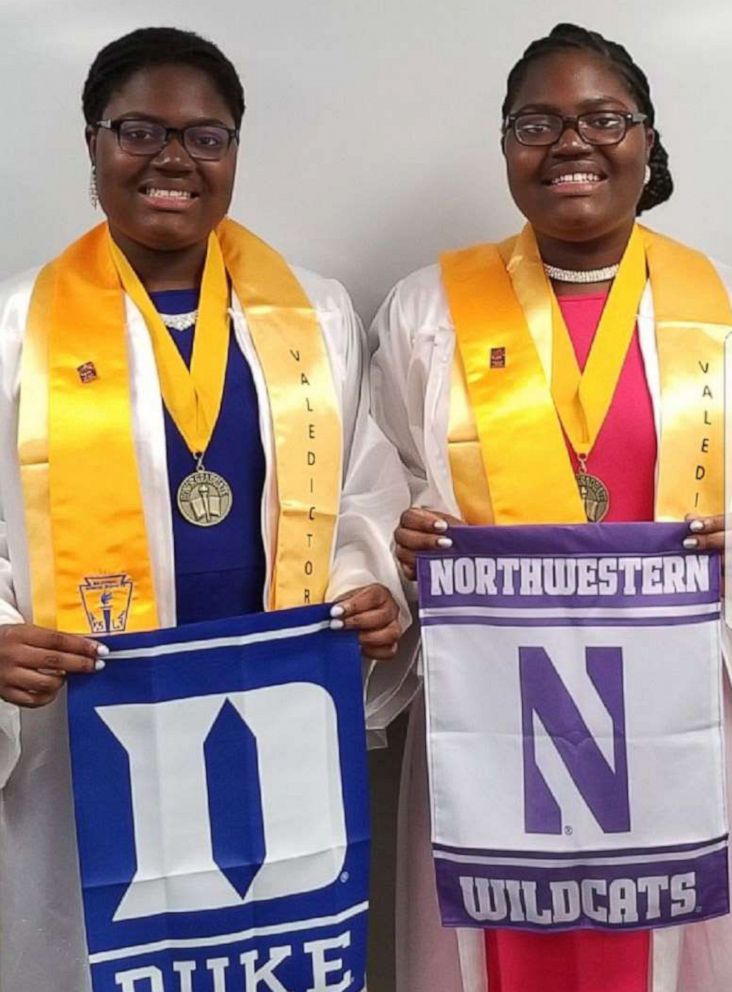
[441,224,732,527]
[18,220,342,633]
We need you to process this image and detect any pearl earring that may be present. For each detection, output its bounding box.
[644,164,651,186]
[89,165,98,209]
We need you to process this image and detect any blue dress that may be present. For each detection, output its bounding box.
[150,289,267,624]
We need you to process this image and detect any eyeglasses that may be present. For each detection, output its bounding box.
[503,111,648,147]
[94,118,239,161]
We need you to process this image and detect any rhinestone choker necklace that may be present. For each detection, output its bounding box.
[159,309,199,331]
[543,263,620,284]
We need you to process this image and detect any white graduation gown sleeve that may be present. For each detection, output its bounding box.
[318,278,418,740]
[668,259,732,992]
[0,272,36,789]
[307,274,409,625]
[0,499,22,789]
[233,268,414,738]
[369,264,485,992]
[368,265,461,517]
[0,478,22,625]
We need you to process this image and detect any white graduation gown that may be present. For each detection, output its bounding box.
[368,257,732,992]
[0,261,412,992]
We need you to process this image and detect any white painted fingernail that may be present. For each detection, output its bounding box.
[96,643,110,656]
[330,619,345,630]
[94,659,106,672]
[683,537,699,550]
[433,519,448,532]
[689,519,705,533]
[330,604,345,618]
[436,537,453,549]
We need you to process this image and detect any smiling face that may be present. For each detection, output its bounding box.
[503,50,653,245]
[87,63,238,253]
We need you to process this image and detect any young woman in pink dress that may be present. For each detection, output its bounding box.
[369,22,732,992]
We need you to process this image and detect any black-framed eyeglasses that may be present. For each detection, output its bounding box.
[94,118,239,161]
[503,111,648,147]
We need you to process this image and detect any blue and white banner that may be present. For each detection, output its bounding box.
[418,522,728,933]
[67,604,369,992]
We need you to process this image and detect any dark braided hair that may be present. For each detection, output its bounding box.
[502,23,672,214]
[83,27,245,129]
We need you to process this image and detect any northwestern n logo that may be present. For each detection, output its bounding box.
[519,646,630,835]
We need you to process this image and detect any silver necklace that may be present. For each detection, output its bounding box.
[159,309,198,331]
[543,263,620,284]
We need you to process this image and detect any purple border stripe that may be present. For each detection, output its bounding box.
[435,846,729,932]
[442,522,699,558]
[433,834,729,861]
[416,523,720,610]
[420,613,719,629]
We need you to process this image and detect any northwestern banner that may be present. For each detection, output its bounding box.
[67,604,369,992]
[417,522,728,933]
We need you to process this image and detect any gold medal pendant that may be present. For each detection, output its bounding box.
[177,461,233,527]
[575,454,609,522]
[576,470,610,523]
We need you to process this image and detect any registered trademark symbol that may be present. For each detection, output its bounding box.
[564,825,573,836]
[340,871,350,883]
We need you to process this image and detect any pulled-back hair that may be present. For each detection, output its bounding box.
[503,23,672,214]
[83,27,245,128]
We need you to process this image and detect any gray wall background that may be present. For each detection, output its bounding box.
[3,3,729,989]
[2,0,730,322]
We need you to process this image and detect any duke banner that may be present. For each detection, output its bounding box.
[67,604,369,992]
[417,522,729,933]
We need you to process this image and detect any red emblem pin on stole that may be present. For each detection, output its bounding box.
[77,362,98,384]
[490,347,506,369]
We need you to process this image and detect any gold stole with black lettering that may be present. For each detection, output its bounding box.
[18,220,342,632]
[441,224,730,524]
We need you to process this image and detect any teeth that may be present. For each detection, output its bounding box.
[550,172,602,186]
[145,188,192,199]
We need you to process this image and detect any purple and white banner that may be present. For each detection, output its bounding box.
[418,522,728,933]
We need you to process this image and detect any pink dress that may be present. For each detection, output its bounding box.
[484,292,657,992]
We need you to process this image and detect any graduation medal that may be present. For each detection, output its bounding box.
[576,456,610,523]
[177,462,233,527]
[109,234,233,528]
